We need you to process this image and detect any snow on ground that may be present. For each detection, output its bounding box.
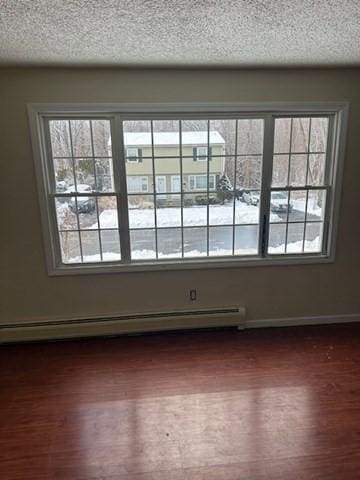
[268,236,321,254]
[93,203,281,230]
[66,248,255,263]
[65,237,321,264]
[292,199,322,217]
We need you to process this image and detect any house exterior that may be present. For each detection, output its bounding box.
[118,131,226,200]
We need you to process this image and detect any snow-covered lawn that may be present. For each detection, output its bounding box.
[94,202,281,230]
[65,235,321,264]
[268,236,321,254]
[292,198,323,218]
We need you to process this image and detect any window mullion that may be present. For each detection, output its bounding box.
[258,114,275,257]
[111,115,131,263]
[322,114,336,255]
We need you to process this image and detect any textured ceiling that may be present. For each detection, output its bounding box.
[1,0,360,67]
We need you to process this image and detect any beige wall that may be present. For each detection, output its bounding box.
[125,145,225,175]
[1,67,360,327]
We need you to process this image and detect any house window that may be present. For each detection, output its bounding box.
[127,176,149,193]
[126,147,142,162]
[189,175,216,191]
[29,103,347,274]
[195,146,208,161]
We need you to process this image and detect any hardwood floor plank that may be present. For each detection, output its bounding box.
[0,323,359,479]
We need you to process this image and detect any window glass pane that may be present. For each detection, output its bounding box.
[157,228,182,258]
[291,118,310,153]
[127,176,149,194]
[55,198,78,231]
[268,223,286,254]
[183,227,207,257]
[236,156,262,190]
[169,174,181,193]
[156,195,181,227]
[92,119,111,157]
[75,158,95,189]
[50,120,72,157]
[209,202,234,226]
[152,120,180,157]
[271,155,289,187]
[59,231,81,263]
[270,191,290,219]
[310,117,329,152]
[153,160,181,192]
[289,154,307,186]
[209,119,236,155]
[306,190,326,221]
[237,119,264,155]
[130,229,156,260]
[80,231,101,262]
[123,120,151,152]
[288,190,306,222]
[154,174,169,194]
[286,223,305,253]
[186,174,216,192]
[78,197,98,230]
[126,148,141,161]
[181,120,208,157]
[100,230,121,261]
[274,118,291,154]
[235,191,260,224]
[70,120,92,157]
[97,196,118,229]
[128,195,155,229]
[308,154,326,186]
[95,158,114,192]
[183,194,207,226]
[234,225,258,255]
[209,226,233,256]
[304,223,323,252]
[54,158,74,192]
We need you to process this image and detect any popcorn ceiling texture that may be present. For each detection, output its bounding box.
[0,0,360,67]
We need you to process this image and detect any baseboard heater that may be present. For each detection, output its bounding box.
[0,306,246,343]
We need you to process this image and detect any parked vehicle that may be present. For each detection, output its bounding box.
[67,184,96,213]
[56,180,67,192]
[242,191,260,206]
[270,192,292,212]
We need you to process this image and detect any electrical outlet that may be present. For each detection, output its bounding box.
[189,289,197,301]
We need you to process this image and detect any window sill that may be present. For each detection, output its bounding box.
[49,253,334,276]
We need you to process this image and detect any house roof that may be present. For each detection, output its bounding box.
[119,131,225,147]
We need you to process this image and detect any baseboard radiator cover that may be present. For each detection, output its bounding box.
[1,310,359,344]
[0,307,246,343]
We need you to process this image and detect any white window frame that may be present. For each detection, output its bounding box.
[28,102,348,276]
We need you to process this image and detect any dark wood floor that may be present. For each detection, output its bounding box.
[0,323,359,480]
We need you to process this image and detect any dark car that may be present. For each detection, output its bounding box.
[270,192,293,213]
[67,184,96,214]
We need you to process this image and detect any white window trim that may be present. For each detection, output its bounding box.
[28,102,349,276]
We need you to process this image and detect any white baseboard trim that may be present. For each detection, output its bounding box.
[0,311,359,343]
[244,313,360,329]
